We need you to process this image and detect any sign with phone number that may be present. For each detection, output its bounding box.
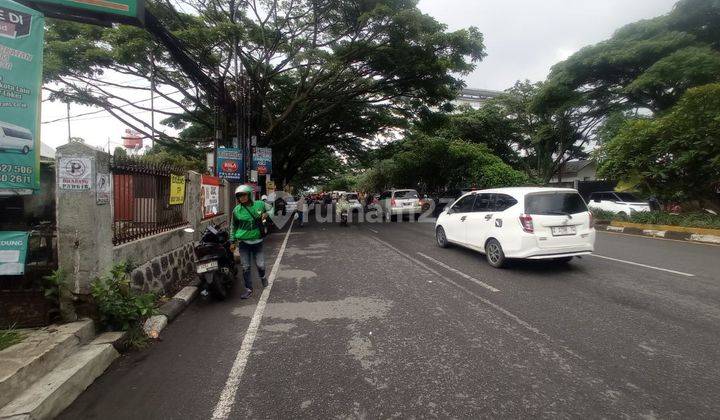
[0,163,33,185]
[0,0,43,193]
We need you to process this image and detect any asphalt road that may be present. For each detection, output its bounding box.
[60,214,720,419]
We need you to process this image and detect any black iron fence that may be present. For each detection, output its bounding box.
[111,157,188,245]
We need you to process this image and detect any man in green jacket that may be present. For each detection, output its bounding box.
[232,185,269,299]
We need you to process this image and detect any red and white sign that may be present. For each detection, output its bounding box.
[201,175,221,218]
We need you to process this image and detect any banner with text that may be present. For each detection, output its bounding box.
[201,175,220,218]
[169,174,185,205]
[252,147,272,175]
[0,0,43,193]
[0,231,28,275]
[216,147,243,182]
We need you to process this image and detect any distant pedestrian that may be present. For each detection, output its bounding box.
[297,195,307,227]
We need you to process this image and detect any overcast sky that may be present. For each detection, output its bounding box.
[41,0,678,152]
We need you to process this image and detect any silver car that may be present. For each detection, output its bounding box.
[379,189,422,220]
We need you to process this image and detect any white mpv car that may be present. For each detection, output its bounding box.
[0,121,34,154]
[587,191,650,216]
[435,187,595,268]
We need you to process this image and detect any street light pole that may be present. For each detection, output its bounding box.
[66,102,71,142]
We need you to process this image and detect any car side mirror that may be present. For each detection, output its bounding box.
[446,208,454,215]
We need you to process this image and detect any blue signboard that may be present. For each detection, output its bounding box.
[252,147,272,175]
[217,147,243,181]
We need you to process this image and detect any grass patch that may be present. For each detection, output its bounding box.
[592,210,720,230]
[0,328,25,352]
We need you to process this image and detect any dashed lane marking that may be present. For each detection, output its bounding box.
[211,220,294,419]
[589,254,695,277]
[416,252,500,292]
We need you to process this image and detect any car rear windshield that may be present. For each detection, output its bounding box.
[525,192,587,215]
[394,190,418,199]
[346,194,358,200]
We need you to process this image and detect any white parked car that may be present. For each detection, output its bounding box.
[0,121,33,154]
[435,187,595,268]
[587,191,650,216]
[379,189,422,220]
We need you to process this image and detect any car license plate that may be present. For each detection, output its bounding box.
[551,226,577,236]
[196,260,218,273]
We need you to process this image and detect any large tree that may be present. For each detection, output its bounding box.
[537,0,720,117]
[597,83,720,206]
[44,0,486,186]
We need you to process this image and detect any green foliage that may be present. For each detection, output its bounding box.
[593,210,720,230]
[42,269,67,301]
[541,0,720,116]
[359,135,529,194]
[598,83,720,203]
[143,145,206,172]
[43,0,487,187]
[113,147,128,158]
[90,261,157,332]
[0,326,25,352]
[590,208,619,222]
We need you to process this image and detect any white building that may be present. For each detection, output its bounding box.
[549,160,598,184]
[452,88,502,110]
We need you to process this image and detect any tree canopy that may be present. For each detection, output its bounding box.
[44,0,486,186]
[597,83,720,204]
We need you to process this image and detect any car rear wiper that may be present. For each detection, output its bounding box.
[544,210,573,218]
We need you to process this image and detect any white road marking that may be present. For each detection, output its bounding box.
[589,254,695,277]
[368,236,555,344]
[416,252,500,292]
[211,222,294,419]
[367,228,379,234]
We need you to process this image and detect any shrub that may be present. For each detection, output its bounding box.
[0,326,25,351]
[592,209,720,229]
[90,261,157,332]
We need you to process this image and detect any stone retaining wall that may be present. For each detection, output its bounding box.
[129,242,195,294]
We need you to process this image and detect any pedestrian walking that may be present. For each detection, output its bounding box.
[232,185,269,299]
[296,195,307,227]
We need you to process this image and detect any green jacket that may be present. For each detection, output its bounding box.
[232,201,266,241]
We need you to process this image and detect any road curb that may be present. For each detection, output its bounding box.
[595,223,720,244]
[143,285,199,339]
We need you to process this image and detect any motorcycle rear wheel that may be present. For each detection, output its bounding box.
[208,271,228,300]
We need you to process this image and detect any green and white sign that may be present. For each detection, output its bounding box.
[0,0,43,193]
[0,231,29,275]
[26,0,143,24]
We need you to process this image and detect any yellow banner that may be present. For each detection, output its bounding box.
[169,174,185,205]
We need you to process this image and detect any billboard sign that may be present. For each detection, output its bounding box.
[252,147,271,175]
[216,147,243,182]
[0,0,43,194]
[19,0,144,25]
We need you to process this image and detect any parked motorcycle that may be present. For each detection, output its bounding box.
[185,222,236,300]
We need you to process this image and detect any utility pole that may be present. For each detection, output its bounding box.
[66,102,71,142]
[150,57,155,149]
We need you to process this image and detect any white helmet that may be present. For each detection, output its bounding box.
[235,185,253,195]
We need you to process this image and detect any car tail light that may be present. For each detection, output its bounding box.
[391,198,397,207]
[588,211,594,228]
[519,214,534,233]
